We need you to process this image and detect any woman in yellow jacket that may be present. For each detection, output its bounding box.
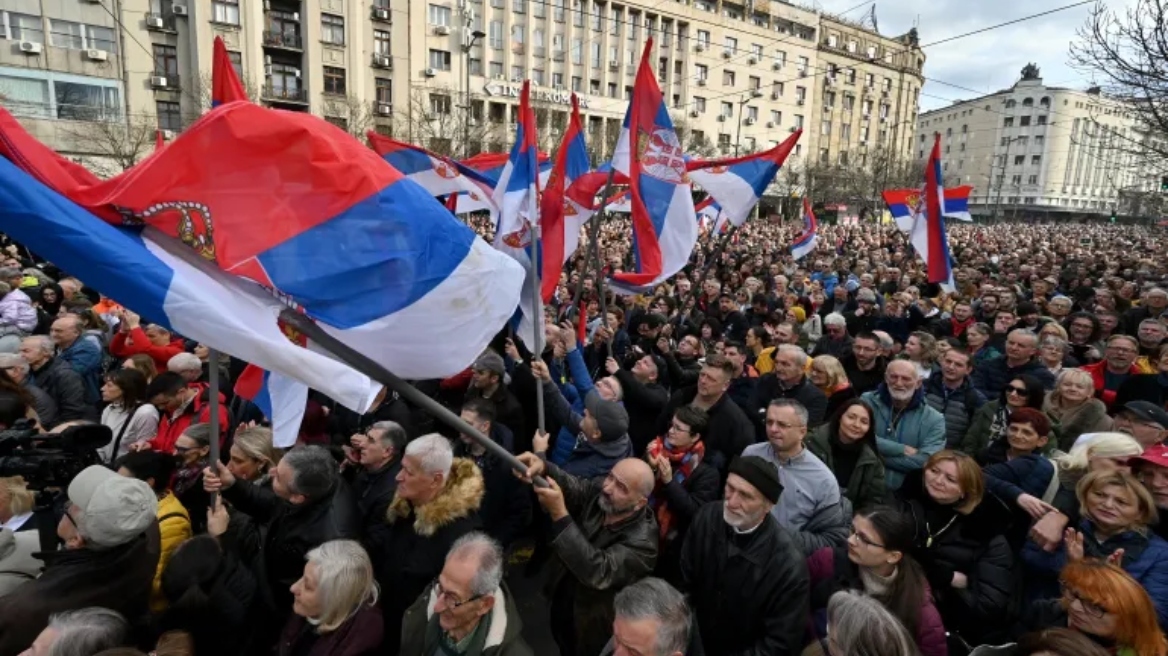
[116,450,193,612]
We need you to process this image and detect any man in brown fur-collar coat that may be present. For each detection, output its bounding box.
[370,434,484,656]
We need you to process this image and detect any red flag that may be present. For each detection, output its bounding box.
[577,301,587,345]
[155,129,165,151]
[212,36,247,107]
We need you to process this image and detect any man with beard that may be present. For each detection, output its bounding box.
[515,453,658,656]
[841,332,887,395]
[678,455,808,655]
[859,360,946,490]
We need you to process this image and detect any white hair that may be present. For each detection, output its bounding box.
[0,353,28,375]
[448,532,504,597]
[405,433,454,479]
[824,312,846,327]
[776,344,809,368]
[614,578,692,656]
[21,335,53,357]
[45,607,129,656]
[304,540,379,633]
[827,591,918,656]
[167,352,203,373]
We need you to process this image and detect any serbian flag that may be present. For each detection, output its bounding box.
[212,36,247,107]
[884,185,973,232]
[695,197,721,232]
[912,134,955,288]
[457,151,552,214]
[234,366,305,447]
[367,133,496,213]
[490,81,544,345]
[0,103,525,384]
[610,38,698,294]
[688,130,802,230]
[791,197,818,261]
[605,189,632,213]
[538,94,593,302]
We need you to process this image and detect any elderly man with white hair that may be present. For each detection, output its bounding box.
[18,335,95,426]
[167,352,204,384]
[859,359,946,490]
[0,352,56,428]
[400,532,533,655]
[372,434,485,656]
[809,312,854,360]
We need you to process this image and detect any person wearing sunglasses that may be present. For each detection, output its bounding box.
[961,374,1046,460]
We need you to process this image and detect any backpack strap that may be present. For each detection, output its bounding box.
[1040,462,1061,505]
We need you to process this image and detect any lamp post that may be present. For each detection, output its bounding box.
[733,91,759,156]
[461,23,486,159]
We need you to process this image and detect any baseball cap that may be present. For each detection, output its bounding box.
[1134,444,1168,469]
[67,465,158,548]
[472,351,505,376]
[1123,401,1168,429]
[584,390,629,442]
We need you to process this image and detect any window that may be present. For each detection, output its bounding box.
[514,0,526,14]
[590,42,600,67]
[751,43,763,57]
[860,125,869,142]
[769,110,781,124]
[489,61,502,77]
[696,29,710,46]
[375,78,392,103]
[794,114,804,129]
[696,64,708,80]
[720,101,733,117]
[156,100,181,131]
[322,66,346,94]
[796,86,806,102]
[798,55,808,73]
[749,75,761,90]
[1020,115,1031,127]
[513,24,525,45]
[428,49,451,71]
[1005,99,1017,109]
[774,50,786,67]
[430,94,452,115]
[489,21,502,49]
[718,133,731,150]
[212,0,239,25]
[607,82,616,97]
[824,91,835,108]
[695,97,706,112]
[746,106,758,121]
[321,14,344,45]
[723,70,735,86]
[571,75,581,91]
[152,44,178,76]
[7,13,44,43]
[1022,97,1033,107]
[1037,115,1047,125]
[571,38,582,63]
[374,29,391,55]
[842,95,854,111]
[55,80,120,120]
[554,0,565,22]
[821,120,831,135]
[1034,135,1044,146]
[772,81,783,96]
[1011,175,1022,185]
[1004,117,1014,127]
[532,69,544,85]
[1032,155,1041,165]
[49,20,116,53]
[533,0,545,18]
[1028,175,1038,184]
[1014,155,1024,165]
[511,65,523,79]
[0,75,48,118]
[469,58,482,75]
[724,36,737,54]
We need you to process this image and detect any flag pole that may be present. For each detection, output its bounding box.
[207,347,221,505]
[699,224,738,281]
[590,169,618,359]
[528,223,546,434]
[277,308,549,488]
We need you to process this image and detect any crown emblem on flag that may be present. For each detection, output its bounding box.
[501,219,532,248]
[905,192,923,213]
[636,128,687,184]
[431,159,459,179]
[136,201,217,262]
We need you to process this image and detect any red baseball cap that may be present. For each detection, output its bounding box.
[1134,444,1168,469]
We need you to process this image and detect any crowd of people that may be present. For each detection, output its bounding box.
[0,216,1165,656]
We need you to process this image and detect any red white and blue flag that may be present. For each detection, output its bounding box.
[211,36,247,107]
[539,94,593,302]
[908,134,956,288]
[884,186,973,232]
[233,365,306,447]
[688,130,802,230]
[367,133,497,213]
[491,81,544,345]
[791,197,819,261]
[455,151,552,214]
[610,38,698,294]
[605,189,633,214]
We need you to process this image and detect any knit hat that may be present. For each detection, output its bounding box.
[67,465,158,548]
[729,455,782,504]
[789,306,806,323]
[473,351,505,376]
[584,390,629,442]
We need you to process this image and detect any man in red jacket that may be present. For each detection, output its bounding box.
[1081,334,1144,410]
[109,310,185,371]
[132,371,228,454]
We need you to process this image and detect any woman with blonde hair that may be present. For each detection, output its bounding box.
[0,475,35,533]
[809,355,856,421]
[228,425,283,485]
[1044,369,1112,452]
[280,540,382,656]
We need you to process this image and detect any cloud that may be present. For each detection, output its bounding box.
[816,0,1109,111]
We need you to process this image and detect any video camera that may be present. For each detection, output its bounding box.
[0,420,111,490]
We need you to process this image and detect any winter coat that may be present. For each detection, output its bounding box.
[342,458,400,541]
[546,348,594,466]
[861,387,947,491]
[1022,519,1168,628]
[656,386,755,476]
[680,503,809,656]
[150,552,257,656]
[0,525,161,656]
[455,426,531,549]
[100,402,160,462]
[0,529,39,598]
[806,546,948,656]
[897,470,1017,646]
[21,380,56,431]
[924,376,986,449]
[1043,392,1113,452]
[0,289,36,335]
[149,383,229,454]
[544,463,658,656]
[56,337,102,404]
[842,354,888,396]
[541,376,634,481]
[972,357,1056,399]
[28,356,96,427]
[371,458,484,656]
[821,385,858,425]
[612,368,669,455]
[400,581,533,656]
[1081,359,1144,410]
[982,454,1056,508]
[960,400,1008,458]
[327,392,415,444]
[278,603,383,656]
[751,374,829,435]
[662,352,702,390]
[810,333,854,360]
[806,425,886,512]
[110,327,186,372]
[466,383,526,448]
[152,492,192,613]
[654,460,720,583]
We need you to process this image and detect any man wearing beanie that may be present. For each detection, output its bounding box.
[533,360,634,480]
[467,349,526,444]
[679,455,809,655]
[0,465,160,656]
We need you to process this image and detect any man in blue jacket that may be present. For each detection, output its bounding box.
[860,359,946,490]
[49,315,102,405]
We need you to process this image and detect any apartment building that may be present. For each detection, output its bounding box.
[1,0,923,179]
[916,65,1159,219]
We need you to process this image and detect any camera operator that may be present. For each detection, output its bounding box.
[0,465,160,656]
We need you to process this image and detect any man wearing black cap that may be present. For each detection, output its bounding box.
[679,455,809,656]
[466,350,526,444]
[605,353,669,456]
[1113,400,1168,449]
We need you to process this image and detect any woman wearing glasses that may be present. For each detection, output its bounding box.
[1022,470,1168,628]
[805,506,946,656]
[960,374,1046,461]
[281,540,382,656]
[1021,559,1167,656]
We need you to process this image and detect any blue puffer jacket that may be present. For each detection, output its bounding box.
[1022,519,1168,628]
[860,386,947,491]
[549,348,591,466]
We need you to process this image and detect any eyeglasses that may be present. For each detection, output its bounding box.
[173,445,196,454]
[433,578,483,610]
[849,529,885,549]
[1061,584,1107,618]
[1006,386,1027,396]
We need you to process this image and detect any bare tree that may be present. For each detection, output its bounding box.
[63,112,157,177]
[189,72,260,125]
[802,146,921,220]
[320,94,379,141]
[1070,0,1168,174]
[673,116,720,159]
[394,85,495,157]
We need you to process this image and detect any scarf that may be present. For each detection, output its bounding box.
[646,437,705,541]
[949,316,974,337]
[172,459,207,498]
[988,402,1011,444]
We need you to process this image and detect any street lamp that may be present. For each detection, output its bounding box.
[461,26,486,158]
[734,90,759,156]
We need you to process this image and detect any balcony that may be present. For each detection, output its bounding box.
[144,12,177,32]
[371,52,392,69]
[261,85,308,104]
[150,71,181,90]
[263,31,303,50]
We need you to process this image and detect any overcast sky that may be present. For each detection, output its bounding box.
[815,0,1106,111]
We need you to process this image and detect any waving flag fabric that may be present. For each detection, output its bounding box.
[367,133,496,213]
[234,366,305,447]
[695,197,721,232]
[605,189,632,213]
[688,130,802,230]
[539,94,593,302]
[490,81,544,345]
[791,197,819,260]
[455,151,552,214]
[0,103,525,381]
[903,134,956,288]
[884,185,974,232]
[609,38,698,294]
[212,36,247,107]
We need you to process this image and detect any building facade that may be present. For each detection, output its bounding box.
[2,0,922,179]
[916,65,1159,220]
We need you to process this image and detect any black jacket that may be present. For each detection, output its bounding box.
[971,357,1056,399]
[750,374,829,436]
[343,458,400,541]
[841,355,888,396]
[28,356,96,426]
[896,469,1018,645]
[327,393,415,444]
[612,368,670,456]
[680,503,809,656]
[455,424,530,549]
[544,463,659,656]
[662,352,702,389]
[151,551,258,656]
[655,461,720,584]
[656,387,755,475]
[466,385,526,449]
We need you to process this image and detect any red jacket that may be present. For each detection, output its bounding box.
[110,327,186,371]
[148,383,229,454]
[1081,360,1143,410]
